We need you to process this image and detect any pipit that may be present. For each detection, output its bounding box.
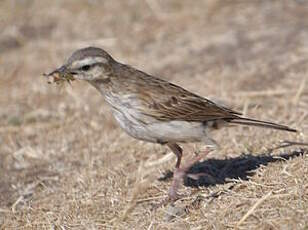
[45,47,297,200]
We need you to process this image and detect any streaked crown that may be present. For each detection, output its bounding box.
[66,47,114,69]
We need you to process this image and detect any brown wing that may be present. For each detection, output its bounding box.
[115,64,241,122]
[140,82,241,122]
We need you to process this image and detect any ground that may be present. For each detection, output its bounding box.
[0,0,307,229]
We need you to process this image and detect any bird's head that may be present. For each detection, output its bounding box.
[45,47,115,83]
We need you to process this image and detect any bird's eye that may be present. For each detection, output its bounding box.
[80,65,91,71]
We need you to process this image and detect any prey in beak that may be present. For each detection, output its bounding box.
[43,66,75,85]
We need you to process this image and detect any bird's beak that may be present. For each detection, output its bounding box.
[45,65,67,77]
[43,65,75,84]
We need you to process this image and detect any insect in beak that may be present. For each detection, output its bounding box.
[43,66,75,85]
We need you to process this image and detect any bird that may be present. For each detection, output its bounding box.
[45,47,297,201]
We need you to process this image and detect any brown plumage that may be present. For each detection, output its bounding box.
[45,47,297,201]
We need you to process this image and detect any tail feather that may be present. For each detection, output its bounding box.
[229,117,297,133]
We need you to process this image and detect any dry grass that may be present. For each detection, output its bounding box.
[0,0,308,229]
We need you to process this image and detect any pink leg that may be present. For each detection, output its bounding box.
[167,143,211,201]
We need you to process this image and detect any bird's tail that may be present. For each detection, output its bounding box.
[229,117,297,132]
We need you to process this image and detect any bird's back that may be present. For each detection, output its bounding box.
[111,62,241,123]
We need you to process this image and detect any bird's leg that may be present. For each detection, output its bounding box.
[167,142,183,168]
[166,143,183,200]
[166,143,211,201]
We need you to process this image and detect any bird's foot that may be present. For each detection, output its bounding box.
[168,148,211,201]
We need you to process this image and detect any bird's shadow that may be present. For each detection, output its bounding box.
[159,147,307,188]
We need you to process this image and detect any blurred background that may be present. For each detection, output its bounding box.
[0,0,307,229]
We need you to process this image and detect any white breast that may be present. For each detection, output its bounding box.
[103,91,210,144]
[111,106,207,143]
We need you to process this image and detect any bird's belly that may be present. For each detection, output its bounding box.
[146,120,206,143]
[111,108,206,143]
[111,108,158,142]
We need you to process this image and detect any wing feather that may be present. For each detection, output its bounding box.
[114,65,241,122]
